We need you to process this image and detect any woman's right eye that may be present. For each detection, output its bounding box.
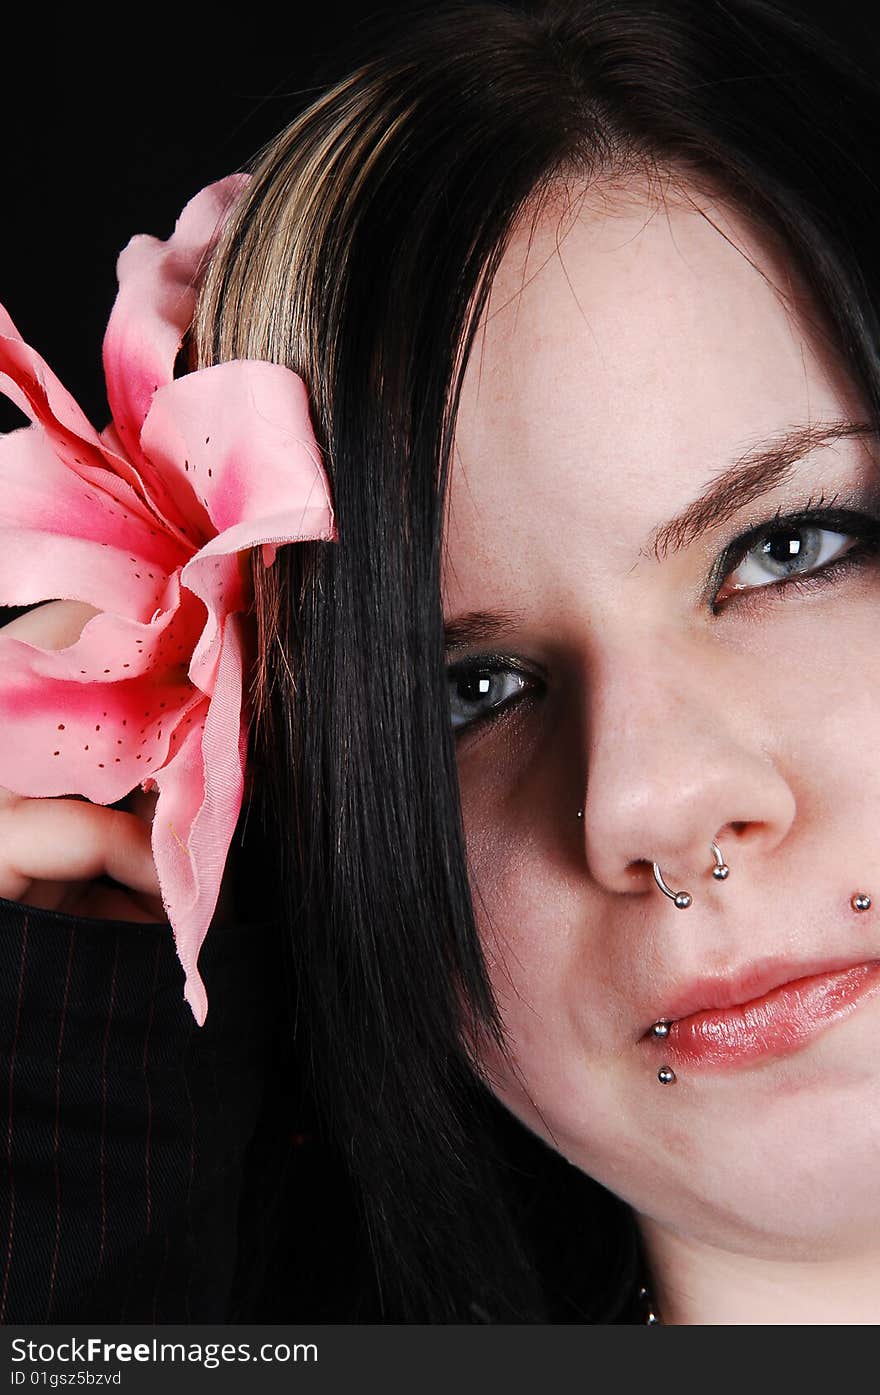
[447,657,539,736]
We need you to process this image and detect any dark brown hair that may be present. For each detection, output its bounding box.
[193,0,880,1321]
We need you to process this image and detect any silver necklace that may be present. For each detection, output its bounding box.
[638,1281,661,1324]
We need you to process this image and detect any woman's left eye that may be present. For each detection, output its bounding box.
[713,508,880,608]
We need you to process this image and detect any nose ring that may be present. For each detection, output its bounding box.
[652,841,729,909]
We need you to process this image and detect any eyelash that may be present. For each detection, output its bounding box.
[447,501,880,740]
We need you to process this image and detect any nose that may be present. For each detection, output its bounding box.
[578,632,796,902]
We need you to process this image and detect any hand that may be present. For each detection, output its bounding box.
[0,601,167,922]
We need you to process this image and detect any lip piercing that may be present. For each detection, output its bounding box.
[575,809,874,1086]
[649,893,874,1084]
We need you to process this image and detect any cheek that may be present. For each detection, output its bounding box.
[460,795,624,1147]
[462,797,570,1032]
[461,782,574,1008]
[737,592,880,800]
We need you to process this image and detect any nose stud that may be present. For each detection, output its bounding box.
[652,841,728,909]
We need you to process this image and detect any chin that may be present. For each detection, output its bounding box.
[482,1028,880,1262]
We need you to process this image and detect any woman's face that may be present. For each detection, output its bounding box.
[441,175,880,1265]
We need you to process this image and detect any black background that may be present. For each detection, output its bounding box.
[0,0,877,430]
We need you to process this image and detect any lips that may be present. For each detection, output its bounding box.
[644,952,880,1030]
[641,956,880,1070]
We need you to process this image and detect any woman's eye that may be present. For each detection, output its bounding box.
[447,659,536,736]
[713,512,880,607]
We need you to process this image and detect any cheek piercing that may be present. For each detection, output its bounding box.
[852,893,872,912]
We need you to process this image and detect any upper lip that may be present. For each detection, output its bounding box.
[641,951,880,1037]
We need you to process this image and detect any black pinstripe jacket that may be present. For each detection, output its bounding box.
[0,842,373,1324]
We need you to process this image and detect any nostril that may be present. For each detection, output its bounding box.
[717,820,760,853]
[628,859,658,888]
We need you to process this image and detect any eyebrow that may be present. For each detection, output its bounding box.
[645,418,877,562]
[443,417,878,655]
[443,606,528,657]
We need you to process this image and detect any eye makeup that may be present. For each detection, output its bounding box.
[445,475,880,740]
[447,652,540,736]
[705,490,880,612]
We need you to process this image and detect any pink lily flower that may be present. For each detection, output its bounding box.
[0,175,338,1025]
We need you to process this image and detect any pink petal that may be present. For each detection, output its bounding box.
[0,580,206,806]
[146,610,251,1025]
[0,314,196,553]
[102,175,250,454]
[139,359,336,693]
[139,359,336,541]
[0,426,189,613]
[0,315,115,469]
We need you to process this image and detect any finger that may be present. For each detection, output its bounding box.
[1,797,162,900]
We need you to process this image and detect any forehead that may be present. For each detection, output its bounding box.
[441,178,852,614]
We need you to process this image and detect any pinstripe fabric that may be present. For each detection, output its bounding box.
[0,894,288,1323]
[0,755,382,1328]
[0,882,648,1324]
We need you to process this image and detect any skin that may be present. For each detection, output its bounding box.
[441,171,880,1323]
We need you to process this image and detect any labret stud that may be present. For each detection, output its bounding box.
[655,1022,674,1085]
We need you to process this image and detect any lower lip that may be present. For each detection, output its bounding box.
[652,960,880,1070]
